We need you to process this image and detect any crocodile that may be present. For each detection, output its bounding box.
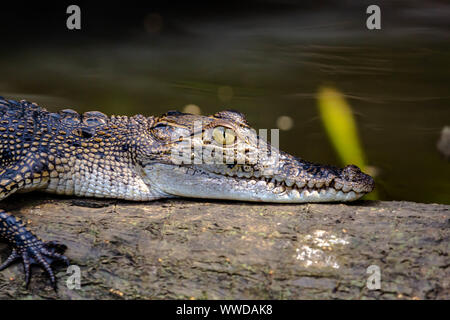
[0,96,374,289]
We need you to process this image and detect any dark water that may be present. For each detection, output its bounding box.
[0,7,449,204]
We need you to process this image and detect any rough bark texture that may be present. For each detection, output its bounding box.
[0,193,448,300]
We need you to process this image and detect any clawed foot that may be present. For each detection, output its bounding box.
[0,240,69,290]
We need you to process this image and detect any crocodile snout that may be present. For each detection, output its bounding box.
[340,164,375,193]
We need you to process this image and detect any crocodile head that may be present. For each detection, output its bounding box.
[141,110,374,202]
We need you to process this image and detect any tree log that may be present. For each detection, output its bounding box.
[0,194,448,299]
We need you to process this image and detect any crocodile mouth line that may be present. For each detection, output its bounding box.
[164,164,364,202]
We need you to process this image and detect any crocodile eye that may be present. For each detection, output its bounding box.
[212,126,236,145]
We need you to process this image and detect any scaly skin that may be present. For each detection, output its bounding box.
[0,97,374,289]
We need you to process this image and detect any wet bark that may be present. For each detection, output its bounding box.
[0,193,448,299]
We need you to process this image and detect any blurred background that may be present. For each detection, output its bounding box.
[0,0,448,203]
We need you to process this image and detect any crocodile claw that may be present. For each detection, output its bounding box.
[0,241,69,290]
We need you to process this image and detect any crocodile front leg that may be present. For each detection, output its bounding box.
[0,211,69,289]
[0,160,69,289]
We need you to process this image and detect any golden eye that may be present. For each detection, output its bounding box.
[212,126,236,145]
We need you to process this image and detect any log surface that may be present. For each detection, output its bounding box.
[0,194,448,299]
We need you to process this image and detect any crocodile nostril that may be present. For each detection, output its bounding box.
[340,165,375,192]
[345,164,361,172]
[342,165,362,180]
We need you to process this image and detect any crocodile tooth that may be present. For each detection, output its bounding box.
[290,189,300,199]
[342,184,352,193]
[328,188,337,196]
[316,181,324,188]
[266,182,275,190]
[345,191,356,201]
[336,191,345,199]
[310,190,320,198]
[334,181,343,190]
[307,180,315,188]
[243,172,252,178]
[296,180,306,188]
[273,186,285,194]
[256,180,266,188]
[285,179,294,187]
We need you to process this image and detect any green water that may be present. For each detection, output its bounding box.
[0,11,449,204]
